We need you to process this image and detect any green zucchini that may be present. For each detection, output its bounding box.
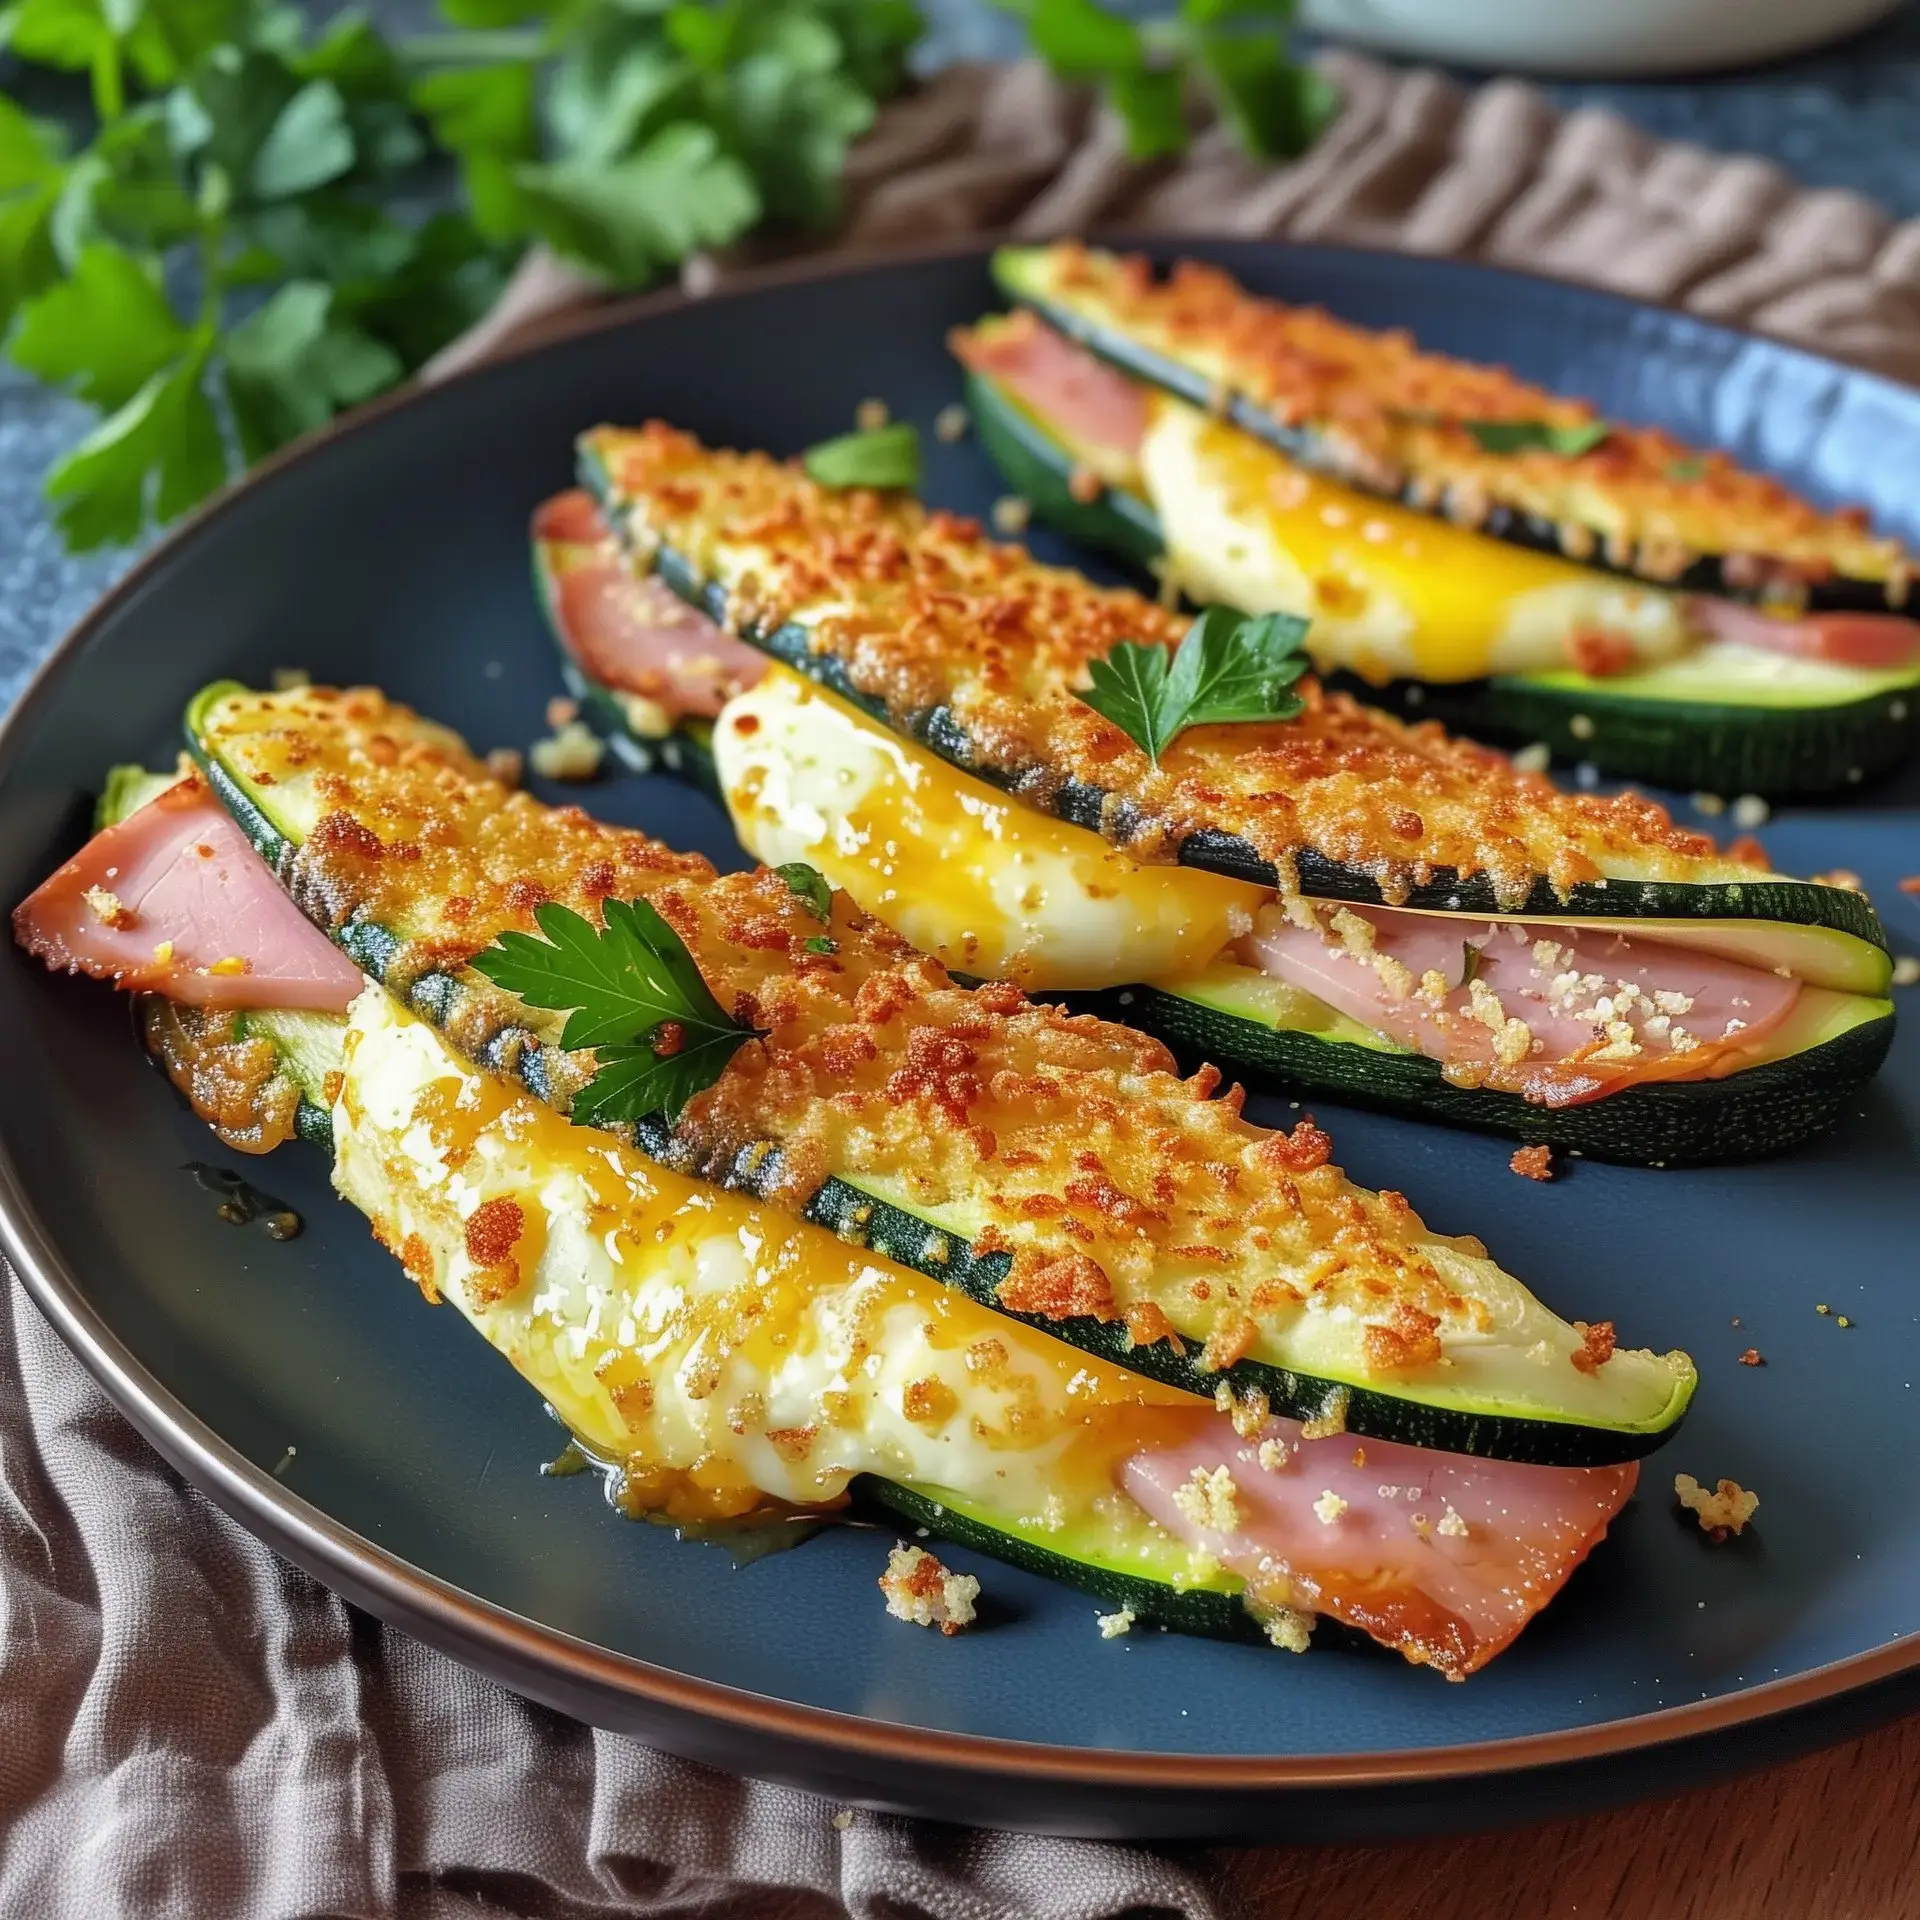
[180,682,1697,1466]
[1118,965,1895,1169]
[964,359,1920,800]
[990,243,1907,618]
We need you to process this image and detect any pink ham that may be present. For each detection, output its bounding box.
[1687,594,1920,670]
[950,311,1148,461]
[1126,1417,1637,1679]
[14,778,364,1012]
[1245,903,1800,1107]
[534,490,764,720]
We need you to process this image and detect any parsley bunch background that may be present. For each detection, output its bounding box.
[0,0,1327,552]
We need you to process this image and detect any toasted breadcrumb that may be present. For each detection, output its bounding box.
[1312,1489,1347,1525]
[483,745,523,787]
[1508,742,1551,774]
[150,939,174,965]
[1738,1348,1764,1367]
[934,403,969,443]
[1674,1473,1759,1540]
[1257,1437,1291,1472]
[855,398,889,432]
[1893,956,1920,988]
[270,666,311,691]
[1436,1505,1469,1538]
[1570,1320,1617,1374]
[1262,1607,1314,1654]
[990,495,1031,534]
[83,886,134,930]
[529,720,606,783]
[1172,1464,1242,1534]
[830,1808,855,1831]
[1509,1143,1554,1182]
[1096,1607,1136,1639]
[545,695,579,730]
[1899,875,1920,894]
[879,1543,979,1634]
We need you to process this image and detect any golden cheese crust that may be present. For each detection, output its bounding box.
[1017,243,1911,596]
[584,420,1760,906]
[204,684,1592,1370]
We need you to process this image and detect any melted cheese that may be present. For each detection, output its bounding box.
[1143,399,1690,684]
[331,986,1207,1532]
[712,664,1269,990]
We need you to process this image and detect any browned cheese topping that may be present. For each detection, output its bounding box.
[138,995,305,1153]
[1025,244,1911,595]
[206,685,1518,1360]
[584,420,1762,907]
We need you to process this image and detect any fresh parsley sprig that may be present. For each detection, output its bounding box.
[472,896,760,1124]
[802,421,921,491]
[996,0,1336,162]
[1079,605,1309,764]
[1458,419,1610,458]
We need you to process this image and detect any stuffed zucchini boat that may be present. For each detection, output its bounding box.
[951,243,1920,799]
[10,750,1667,1677]
[567,424,1896,1167]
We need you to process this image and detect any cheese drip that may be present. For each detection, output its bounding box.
[1142,399,1691,685]
[331,986,1206,1538]
[713,664,1268,991]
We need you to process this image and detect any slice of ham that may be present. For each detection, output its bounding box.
[534,490,764,721]
[1687,594,1920,670]
[1244,903,1800,1107]
[1126,1417,1637,1679]
[950,311,1147,464]
[14,777,364,1012]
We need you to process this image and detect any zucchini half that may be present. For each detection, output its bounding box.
[179,682,1697,1467]
[990,242,1913,617]
[572,428,1897,1167]
[962,347,1920,801]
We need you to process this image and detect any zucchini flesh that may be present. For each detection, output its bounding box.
[576,430,1892,950]
[181,682,1697,1466]
[1133,966,1896,1168]
[990,243,1909,617]
[964,360,1920,800]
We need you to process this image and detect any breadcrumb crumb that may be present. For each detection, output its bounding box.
[1893,956,1920,988]
[1096,1607,1135,1639]
[855,397,890,432]
[1312,1489,1348,1526]
[1172,1464,1242,1533]
[934,403,969,443]
[879,1543,979,1634]
[1737,1348,1764,1367]
[1674,1473,1759,1541]
[1262,1607,1314,1654]
[990,495,1031,535]
[529,720,606,783]
[1509,1143,1554,1182]
[83,885,133,930]
[1436,1505,1469,1538]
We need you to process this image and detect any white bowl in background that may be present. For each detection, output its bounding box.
[1299,0,1901,77]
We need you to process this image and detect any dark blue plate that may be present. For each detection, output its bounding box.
[1,242,1917,1841]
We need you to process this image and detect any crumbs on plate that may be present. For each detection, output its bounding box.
[880,1543,979,1636]
[1674,1473,1759,1542]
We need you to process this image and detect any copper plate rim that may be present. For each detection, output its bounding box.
[1,231,1914,1797]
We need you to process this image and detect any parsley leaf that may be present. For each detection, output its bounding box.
[471,897,760,1124]
[224,278,401,460]
[1460,418,1610,458]
[804,934,837,955]
[776,861,833,923]
[802,421,920,491]
[9,243,189,409]
[1079,605,1310,764]
[514,123,758,282]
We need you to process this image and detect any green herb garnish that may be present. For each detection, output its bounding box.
[1459,419,1611,458]
[804,934,837,955]
[472,898,759,1125]
[802,421,921,492]
[1003,0,1336,162]
[1667,458,1707,482]
[1078,605,1310,766]
[775,860,833,923]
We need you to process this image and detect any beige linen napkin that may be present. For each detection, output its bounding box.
[429,50,1920,384]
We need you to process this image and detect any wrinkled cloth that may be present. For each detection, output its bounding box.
[429,51,1920,384]
[0,1276,1224,1920]
[10,45,1920,1920]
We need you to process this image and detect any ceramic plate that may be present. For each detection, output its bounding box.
[2,242,1917,1840]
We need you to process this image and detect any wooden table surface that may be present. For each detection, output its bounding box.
[1214,1712,1920,1918]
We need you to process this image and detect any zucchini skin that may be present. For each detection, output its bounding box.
[966,364,1920,802]
[993,251,1898,617]
[183,689,1693,1468]
[575,444,1888,947]
[1115,985,1898,1170]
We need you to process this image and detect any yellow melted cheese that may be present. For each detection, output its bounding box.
[712,664,1269,991]
[331,987,1207,1536]
[1142,399,1691,684]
